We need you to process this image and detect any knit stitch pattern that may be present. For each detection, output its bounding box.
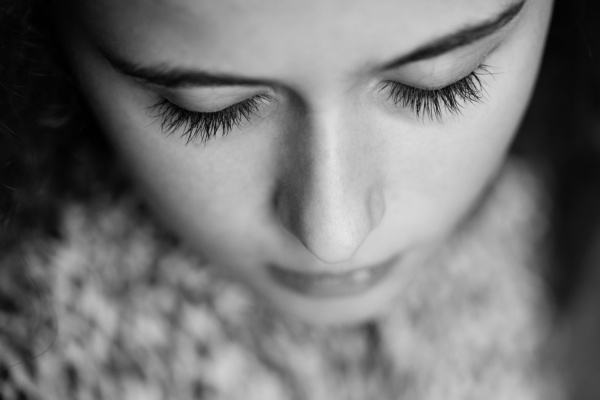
[0,160,563,399]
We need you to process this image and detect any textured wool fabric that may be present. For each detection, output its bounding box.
[0,159,564,400]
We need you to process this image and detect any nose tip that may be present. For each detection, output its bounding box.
[277,185,385,264]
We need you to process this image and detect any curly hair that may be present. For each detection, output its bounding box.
[0,0,126,372]
[0,0,121,248]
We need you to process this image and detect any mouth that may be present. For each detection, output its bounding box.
[267,255,399,298]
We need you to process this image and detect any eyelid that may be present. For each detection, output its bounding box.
[152,86,273,113]
[380,63,490,121]
[149,94,269,145]
[383,28,505,89]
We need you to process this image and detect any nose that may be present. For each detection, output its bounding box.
[276,110,385,264]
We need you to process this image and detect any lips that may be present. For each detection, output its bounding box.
[267,256,397,298]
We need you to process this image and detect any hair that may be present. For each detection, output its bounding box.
[517,0,600,311]
[0,0,124,247]
[0,0,599,310]
[0,0,123,367]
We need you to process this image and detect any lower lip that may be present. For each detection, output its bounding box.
[267,257,397,298]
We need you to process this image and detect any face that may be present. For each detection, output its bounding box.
[56,0,553,325]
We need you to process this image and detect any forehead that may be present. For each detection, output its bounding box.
[74,0,514,76]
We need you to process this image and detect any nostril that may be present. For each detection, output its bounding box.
[367,186,386,232]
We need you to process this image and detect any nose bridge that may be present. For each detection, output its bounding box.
[277,107,384,264]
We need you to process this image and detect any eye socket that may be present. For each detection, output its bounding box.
[149,95,269,145]
[380,64,491,121]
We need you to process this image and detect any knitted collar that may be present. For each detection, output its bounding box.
[2,159,561,400]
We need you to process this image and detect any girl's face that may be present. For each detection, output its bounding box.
[58,0,553,325]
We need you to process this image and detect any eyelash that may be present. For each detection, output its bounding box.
[380,64,490,121]
[151,64,490,144]
[150,95,268,145]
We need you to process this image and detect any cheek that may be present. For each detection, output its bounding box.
[70,45,280,263]
[116,128,283,268]
[378,55,543,248]
[374,117,512,250]
[114,120,280,263]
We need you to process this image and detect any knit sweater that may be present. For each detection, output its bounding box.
[0,159,564,400]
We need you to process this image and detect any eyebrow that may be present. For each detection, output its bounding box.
[381,0,526,69]
[102,0,526,88]
[104,54,270,88]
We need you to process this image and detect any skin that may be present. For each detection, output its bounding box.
[55,0,553,325]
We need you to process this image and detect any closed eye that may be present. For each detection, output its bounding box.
[380,64,491,121]
[148,95,269,145]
